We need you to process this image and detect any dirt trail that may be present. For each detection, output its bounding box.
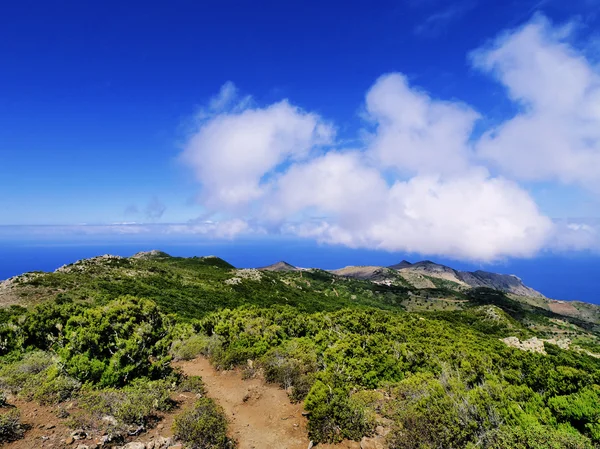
[175,357,360,449]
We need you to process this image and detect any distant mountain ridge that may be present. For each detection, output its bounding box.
[328,259,544,298]
[388,260,545,298]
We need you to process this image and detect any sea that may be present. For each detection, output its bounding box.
[0,238,598,304]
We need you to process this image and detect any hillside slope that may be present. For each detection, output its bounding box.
[2,251,600,448]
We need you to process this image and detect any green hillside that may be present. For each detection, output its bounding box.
[2,252,600,448]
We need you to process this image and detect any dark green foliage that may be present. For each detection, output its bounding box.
[172,398,234,449]
[0,409,24,443]
[58,296,173,386]
[194,305,600,445]
[305,377,375,442]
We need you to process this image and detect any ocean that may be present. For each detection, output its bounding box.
[0,239,598,303]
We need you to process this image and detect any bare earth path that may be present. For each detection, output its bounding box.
[175,357,360,449]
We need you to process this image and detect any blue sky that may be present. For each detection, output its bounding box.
[1,0,600,264]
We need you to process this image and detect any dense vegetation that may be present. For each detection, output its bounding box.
[1,252,600,448]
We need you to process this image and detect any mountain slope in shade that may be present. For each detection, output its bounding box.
[258,261,299,272]
[388,260,413,270]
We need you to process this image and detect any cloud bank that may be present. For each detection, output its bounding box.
[178,15,600,261]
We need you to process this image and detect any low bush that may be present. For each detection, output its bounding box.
[261,338,318,401]
[179,375,206,395]
[173,398,234,449]
[304,377,376,443]
[483,424,595,449]
[171,335,210,361]
[0,409,25,443]
[78,379,175,427]
[0,351,80,404]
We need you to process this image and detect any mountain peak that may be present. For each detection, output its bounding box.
[130,250,171,259]
[388,260,413,270]
[258,261,299,272]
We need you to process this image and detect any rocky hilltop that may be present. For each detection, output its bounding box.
[258,261,299,272]
[389,260,545,298]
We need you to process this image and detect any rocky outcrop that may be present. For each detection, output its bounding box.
[130,250,171,260]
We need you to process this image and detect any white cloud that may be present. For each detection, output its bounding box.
[472,15,600,189]
[176,16,600,260]
[365,73,479,175]
[273,160,552,260]
[180,84,334,210]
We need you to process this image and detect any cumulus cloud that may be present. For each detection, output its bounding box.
[176,15,600,261]
[180,84,335,210]
[276,164,552,260]
[365,73,478,175]
[472,15,600,189]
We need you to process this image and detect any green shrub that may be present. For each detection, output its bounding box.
[0,351,55,395]
[304,377,375,443]
[78,379,175,427]
[31,369,81,405]
[261,338,318,401]
[173,398,234,449]
[171,335,211,361]
[0,351,80,404]
[0,409,25,443]
[58,296,174,387]
[483,424,594,449]
[179,376,206,395]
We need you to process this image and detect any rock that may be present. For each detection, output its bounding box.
[71,429,88,440]
[45,423,56,430]
[66,436,75,445]
[307,441,314,449]
[375,425,389,436]
[75,445,89,449]
[124,443,146,449]
[146,442,155,449]
[360,436,386,449]
[154,436,172,448]
[102,415,119,426]
[168,445,183,449]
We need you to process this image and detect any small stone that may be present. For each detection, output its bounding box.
[123,442,146,449]
[71,429,88,440]
[45,423,56,430]
[360,436,385,449]
[66,436,75,445]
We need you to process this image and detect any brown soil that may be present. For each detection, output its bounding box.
[175,357,360,449]
[2,399,72,448]
[3,357,361,448]
[2,393,197,448]
[549,300,580,317]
